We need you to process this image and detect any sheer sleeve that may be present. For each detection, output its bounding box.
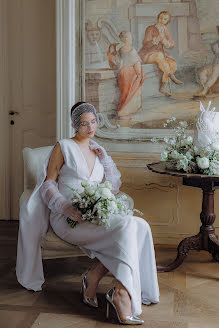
[90,140,122,194]
[40,179,82,222]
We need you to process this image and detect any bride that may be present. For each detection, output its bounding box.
[16,102,159,325]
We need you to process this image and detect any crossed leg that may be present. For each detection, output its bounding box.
[85,260,132,317]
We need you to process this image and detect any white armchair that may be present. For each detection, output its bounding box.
[20,145,134,260]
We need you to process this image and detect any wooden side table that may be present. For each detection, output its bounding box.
[147,161,219,272]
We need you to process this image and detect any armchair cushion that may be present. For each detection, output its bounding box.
[23,146,53,190]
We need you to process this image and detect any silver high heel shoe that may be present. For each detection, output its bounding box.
[81,270,98,308]
[106,287,144,325]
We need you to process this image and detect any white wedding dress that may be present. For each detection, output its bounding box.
[16,138,159,316]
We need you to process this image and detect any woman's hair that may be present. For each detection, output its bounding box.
[119,30,131,43]
[70,101,86,117]
[157,11,171,24]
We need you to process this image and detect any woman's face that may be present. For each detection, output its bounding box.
[158,14,170,25]
[77,112,98,138]
[123,33,132,45]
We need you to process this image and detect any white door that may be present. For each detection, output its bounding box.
[5,0,56,219]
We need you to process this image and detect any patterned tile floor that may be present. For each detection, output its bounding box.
[0,221,219,328]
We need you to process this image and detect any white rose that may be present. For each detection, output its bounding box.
[211,143,219,151]
[84,186,96,196]
[196,157,210,170]
[100,188,113,199]
[161,151,168,161]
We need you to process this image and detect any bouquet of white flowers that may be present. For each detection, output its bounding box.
[65,181,141,229]
[151,117,219,175]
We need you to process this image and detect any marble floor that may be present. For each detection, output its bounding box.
[0,221,219,328]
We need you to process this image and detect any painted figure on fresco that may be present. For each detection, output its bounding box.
[85,20,105,68]
[138,11,183,97]
[107,31,145,120]
[195,26,219,97]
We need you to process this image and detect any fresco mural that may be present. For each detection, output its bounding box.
[84,0,219,133]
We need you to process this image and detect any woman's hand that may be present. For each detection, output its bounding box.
[63,204,83,223]
[89,142,106,160]
[93,147,105,160]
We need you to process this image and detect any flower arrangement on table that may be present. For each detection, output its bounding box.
[66,180,142,229]
[151,102,219,175]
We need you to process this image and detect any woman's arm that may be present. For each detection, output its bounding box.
[45,142,64,181]
[40,142,82,222]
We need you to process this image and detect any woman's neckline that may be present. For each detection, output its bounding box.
[68,138,97,178]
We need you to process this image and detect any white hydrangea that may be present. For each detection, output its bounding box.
[209,159,219,175]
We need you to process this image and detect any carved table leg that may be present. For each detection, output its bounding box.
[208,234,219,261]
[157,187,219,272]
[200,189,219,261]
[157,232,202,272]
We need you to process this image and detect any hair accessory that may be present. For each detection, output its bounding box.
[71,103,98,131]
